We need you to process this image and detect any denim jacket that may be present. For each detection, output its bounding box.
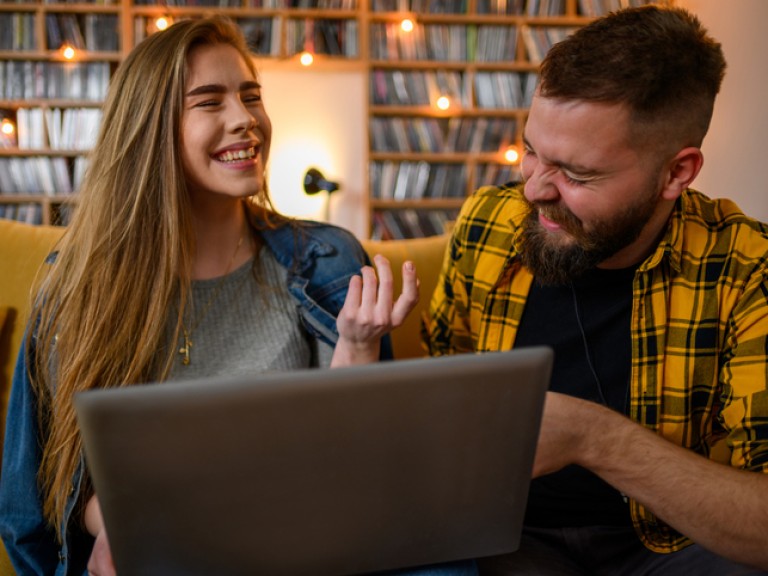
[0,220,392,576]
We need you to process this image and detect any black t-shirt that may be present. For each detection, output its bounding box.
[516,265,636,527]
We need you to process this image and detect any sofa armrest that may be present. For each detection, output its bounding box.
[360,235,449,360]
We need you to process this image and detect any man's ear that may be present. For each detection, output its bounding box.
[660,147,704,201]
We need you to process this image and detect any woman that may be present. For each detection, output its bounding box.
[0,17,466,576]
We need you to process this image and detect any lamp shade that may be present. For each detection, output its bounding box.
[303,168,339,195]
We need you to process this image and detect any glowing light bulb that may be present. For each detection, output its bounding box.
[155,17,171,31]
[400,18,414,33]
[300,51,314,66]
[504,145,520,164]
[0,119,14,136]
[61,44,76,60]
[436,96,450,111]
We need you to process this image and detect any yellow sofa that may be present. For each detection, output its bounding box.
[0,217,449,574]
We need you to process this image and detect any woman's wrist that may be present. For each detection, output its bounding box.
[330,337,380,367]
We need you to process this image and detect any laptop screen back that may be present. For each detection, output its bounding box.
[75,348,552,576]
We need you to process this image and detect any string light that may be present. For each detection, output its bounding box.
[60,44,76,60]
[0,118,14,137]
[400,18,414,33]
[436,96,450,111]
[504,145,520,164]
[155,16,171,31]
[300,51,314,66]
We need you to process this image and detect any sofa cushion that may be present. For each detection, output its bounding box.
[360,234,450,360]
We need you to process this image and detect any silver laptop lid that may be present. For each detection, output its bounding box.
[75,347,552,576]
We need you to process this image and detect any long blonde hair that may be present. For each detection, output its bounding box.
[30,16,278,538]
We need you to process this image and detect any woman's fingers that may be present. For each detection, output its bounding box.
[371,254,393,314]
[338,254,420,341]
[391,261,419,327]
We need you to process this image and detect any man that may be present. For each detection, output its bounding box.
[424,5,768,574]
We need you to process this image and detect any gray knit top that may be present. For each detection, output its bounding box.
[167,246,333,381]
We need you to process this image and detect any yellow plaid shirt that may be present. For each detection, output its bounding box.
[424,184,768,553]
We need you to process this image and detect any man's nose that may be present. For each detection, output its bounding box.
[523,163,560,204]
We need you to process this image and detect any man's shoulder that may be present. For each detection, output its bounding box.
[671,191,768,284]
[446,183,525,262]
[681,190,768,253]
[466,182,525,208]
[459,183,527,229]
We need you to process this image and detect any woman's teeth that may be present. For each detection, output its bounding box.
[217,148,255,163]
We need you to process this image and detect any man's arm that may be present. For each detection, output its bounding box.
[535,392,768,569]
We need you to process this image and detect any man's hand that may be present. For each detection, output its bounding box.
[532,391,594,478]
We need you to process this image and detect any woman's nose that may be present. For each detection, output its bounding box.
[231,103,257,132]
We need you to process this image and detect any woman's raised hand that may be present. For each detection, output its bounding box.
[331,254,419,367]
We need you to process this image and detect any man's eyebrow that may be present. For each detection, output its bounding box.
[185,81,261,97]
[522,135,600,177]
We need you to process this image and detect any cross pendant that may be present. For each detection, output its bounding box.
[179,332,192,365]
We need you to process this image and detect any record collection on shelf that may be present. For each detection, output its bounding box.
[366,0,668,239]
[0,0,118,226]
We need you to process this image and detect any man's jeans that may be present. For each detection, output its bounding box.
[476,525,766,575]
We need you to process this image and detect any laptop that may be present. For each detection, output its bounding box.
[75,347,553,576]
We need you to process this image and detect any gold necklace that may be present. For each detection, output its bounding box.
[179,233,245,366]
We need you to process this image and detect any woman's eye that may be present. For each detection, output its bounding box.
[243,93,262,104]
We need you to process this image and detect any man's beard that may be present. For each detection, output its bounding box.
[519,186,660,286]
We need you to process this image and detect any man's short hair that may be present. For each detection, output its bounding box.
[539,6,726,149]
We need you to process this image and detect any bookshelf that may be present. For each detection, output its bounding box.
[0,0,120,225]
[0,0,361,225]
[365,0,669,239]
[0,0,668,232]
